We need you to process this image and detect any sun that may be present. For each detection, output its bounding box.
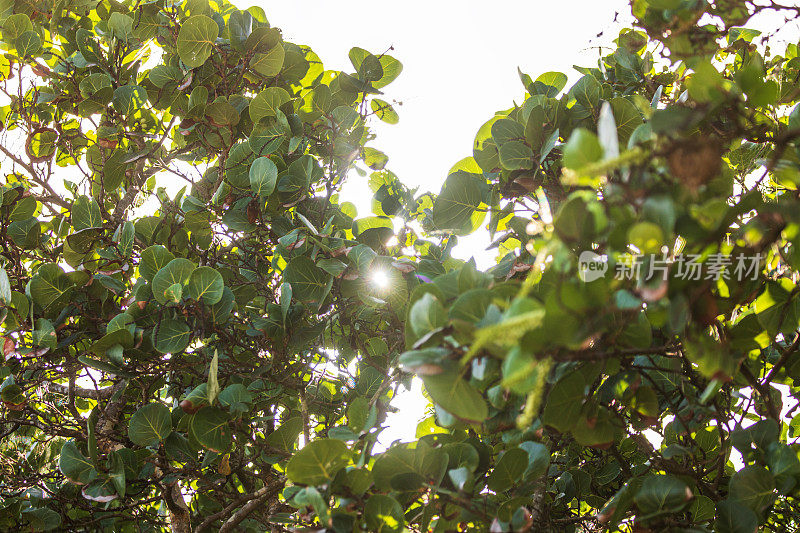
[370,269,390,290]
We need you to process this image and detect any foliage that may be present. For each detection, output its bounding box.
[2,0,800,532]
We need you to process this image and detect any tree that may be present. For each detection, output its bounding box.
[2,0,800,531]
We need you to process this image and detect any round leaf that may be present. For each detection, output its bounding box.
[58,441,97,485]
[249,156,278,198]
[186,266,224,305]
[128,403,172,447]
[177,15,218,68]
[139,245,175,281]
[152,258,196,304]
[283,257,332,306]
[364,495,404,533]
[153,319,192,354]
[286,438,351,486]
[189,406,232,452]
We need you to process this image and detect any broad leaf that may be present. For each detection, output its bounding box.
[128,403,172,447]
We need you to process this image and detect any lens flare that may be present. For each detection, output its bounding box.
[371,270,390,290]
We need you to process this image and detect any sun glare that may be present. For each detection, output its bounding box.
[371,270,390,290]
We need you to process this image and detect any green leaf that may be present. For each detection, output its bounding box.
[531,71,568,97]
[186,266,224,305]
[542,371,586,433]
[371,99,399,124]
[139,245,175,281]
[33,318,57,349]
[164,283,182,303]
[72,196,102,231]
[491,119,525,145]
[689,494,715,523]
[562,128,603,170]
[250,87,290,124]
[375,54,403,88]
[431,171,483,231]
[628,221,665,254]
[569,74,601,113]
[218,384,253,414]
[209,287,235,326]
[251,43,284,77]
[2,13,32,43]
[58,441,97,485]
[519,441,550,480]
[189,406,232,452]
[227,10,252,51]
[8,217,40,249]
[249,156,278,198]
[76,28,103,65]
[421,369,488,423]
[127,403,172,447]
[498,140,534,170]
[283,256,332,306]
[767,443,800,491]
[205,99,240,126]
[347,244,377,274]
[634,474,691,515]
[103,149,129,192]
[153,319,192,354]
[714,499,759,533]
[148,65,184,88]
[21,508,61,531]
[177,15,219,68]
[82,476,118,502]
[728,465,776,514]
[501,346,541,394]
[1,382,24,405]
[408,293,446,337]
[15,30,40,57]
[107,12,134,42]
[266,417,303,451]
[188,86,208,115]
[112,85,148,116]
[364,495,404,533]
[687,61,727,103]
[487,448,528,492]
[610,97,643,143]
[108,450,126,498]
[449,289,491,323]
[358,53,384,82]
[29,263,75,314]
[286,438,351,485]
[152,258,196,305]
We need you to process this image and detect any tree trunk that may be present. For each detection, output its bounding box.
[165,481,192,533]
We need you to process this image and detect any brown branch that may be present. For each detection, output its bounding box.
[763,332,800,386]
[215,478,285,533]
[47,382,114,400]
[0,142,70,210]
[740,365,780,421]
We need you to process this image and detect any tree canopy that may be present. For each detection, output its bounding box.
[2,0,800,531]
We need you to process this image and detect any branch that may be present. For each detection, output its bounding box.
[47,382,114,400]
[163,480,191,533]
[213,478,284,533]
[763,332,800,386]
[0,142,70,210]
[740,365,780,421]
[111,116,177,226]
